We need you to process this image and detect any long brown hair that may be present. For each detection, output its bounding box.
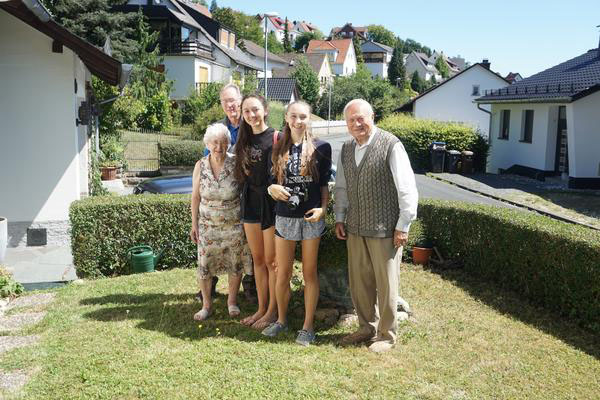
[271,101,319,185]
[233,94,269,182]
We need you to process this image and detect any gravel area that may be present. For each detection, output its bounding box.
[6,293,56,310]
[0,335,40,356]
[0,312,46,332]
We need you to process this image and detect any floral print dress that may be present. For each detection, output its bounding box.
[196,154,252,281]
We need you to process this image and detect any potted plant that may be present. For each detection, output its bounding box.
[411,237,434,266]
[0,216,7,264]
[99,158,119,181]
[99,136,126,181]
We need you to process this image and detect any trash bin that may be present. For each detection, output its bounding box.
[461,151,474,174]
[445,150,461,173]
[429,141,446,173]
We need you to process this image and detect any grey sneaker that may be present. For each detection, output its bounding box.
[261,322,288,337]
[295,330,316,346]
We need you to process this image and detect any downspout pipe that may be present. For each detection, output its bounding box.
[476,102,493,171]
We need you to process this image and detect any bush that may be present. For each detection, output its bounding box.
[267,101,285,131]
[181,82,224,125]
[70,195,196,278]
[190,104,225,141]
[378,114,489,172]
[159,140,205,166]
[417,199,600,331]
[0,266,24,298]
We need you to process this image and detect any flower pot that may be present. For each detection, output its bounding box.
[0,217,7,264]
[412,246,433,266]
[100,166,117,181]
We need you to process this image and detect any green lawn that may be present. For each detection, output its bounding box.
[1,266,598,399]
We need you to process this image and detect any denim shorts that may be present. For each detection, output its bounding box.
[275,215,325,241]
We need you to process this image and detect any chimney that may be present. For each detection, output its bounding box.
[481,59,491,69]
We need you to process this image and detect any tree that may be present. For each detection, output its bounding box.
[410,71,426,93]
[430,75,438,85]
[366,25,396,47]
[267,31,284,54]
[388,43,406,88]
[39,0,138,62]
[283,18,293,53]
[294,31,323,52]
[435,56,450,79]
[209,0,218,13]
[212,7,236,31]
[353,36,364,64]
[191,0,207,5]
[290,56,320,107]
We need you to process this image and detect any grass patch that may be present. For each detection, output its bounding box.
[1,267,598,399]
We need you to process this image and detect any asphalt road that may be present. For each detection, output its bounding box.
[316,131,510,208]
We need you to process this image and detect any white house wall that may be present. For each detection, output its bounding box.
[488,103,562,173]
[414,65,508,137]
[365,62,386,78]
[568,90,600,178]
[0,11,84,242]
[164,56,196,99]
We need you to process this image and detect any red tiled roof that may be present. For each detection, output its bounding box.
[306,39,352,65]
[268,16,294,31]
[185,1,211,18]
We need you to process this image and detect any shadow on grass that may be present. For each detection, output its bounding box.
[427,266,600,360]
[80,291,344,346]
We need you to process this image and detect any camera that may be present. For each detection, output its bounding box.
[284,185,308,210]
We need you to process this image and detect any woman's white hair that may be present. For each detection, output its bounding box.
[203,123,231,146]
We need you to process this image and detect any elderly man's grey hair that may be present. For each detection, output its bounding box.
[220,83,242,100]
[203,123,231,146]
[343,98,374,118]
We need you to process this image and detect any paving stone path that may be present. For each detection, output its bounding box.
[0,292,55,397]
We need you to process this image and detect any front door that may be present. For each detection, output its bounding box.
[554,106,568,174]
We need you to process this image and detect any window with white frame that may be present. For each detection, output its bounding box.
[520,110,534,143]
[499,110,510,140]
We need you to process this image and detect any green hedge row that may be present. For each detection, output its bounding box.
[417,199,600,331]
[378,114,489,172]
[159,140,204,166]
[70,195,599,330]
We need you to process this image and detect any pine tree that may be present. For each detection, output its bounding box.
[290,56,320,107]
[283,18,293,53]
[410,71,424,93]
[353,36,364,64]
[388,42,406,87]
[41,0,138,62]
[209,0,218,14]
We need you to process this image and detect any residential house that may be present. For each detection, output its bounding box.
[449,56,467,71]
[476,45,600,189]
[273,53,333,95]
[429,51,461,76]
[505,72,523,84]
[329,23,368,40]
[120,0,261,99]
[306,39,356,76]
[258,14,300,44]
[0,0,124,247]
[398,60,509,138]
[293,20,319,35]
[404,51,441,82]
[241,39,288,78]
[258,78,300,106]
[361,40,393,79]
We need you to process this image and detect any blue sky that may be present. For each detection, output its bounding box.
[216,0,600,78]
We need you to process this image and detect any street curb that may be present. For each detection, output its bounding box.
[427,174,600,231]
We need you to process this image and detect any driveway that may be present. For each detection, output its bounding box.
[316,130,511,208]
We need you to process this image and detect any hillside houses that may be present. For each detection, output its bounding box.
[257,14,301,44]
[306,39,357,76]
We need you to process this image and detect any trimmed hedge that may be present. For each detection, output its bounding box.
[159,140,204,166]
[418,199,600,331]
[378,113,489,172]
[70,195,600,331]
[70,195,196,278]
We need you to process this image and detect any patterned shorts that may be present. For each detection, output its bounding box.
[275,215,325,241]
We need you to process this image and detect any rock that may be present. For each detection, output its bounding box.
[397,296,412,314]
[337,313,358,328]
[0,335,40,356]
[7,293,55,310]
[398,311,409,322]
[0,369,33,394]
[0,312,46,332]
[314,308,339,325]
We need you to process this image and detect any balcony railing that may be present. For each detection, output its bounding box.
[160,40,212,59]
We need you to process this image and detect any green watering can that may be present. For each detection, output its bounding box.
[127,245,165,273]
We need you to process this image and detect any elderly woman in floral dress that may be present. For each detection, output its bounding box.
[190,123,252,321]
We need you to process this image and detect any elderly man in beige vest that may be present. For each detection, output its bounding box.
[334,99,418,353]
